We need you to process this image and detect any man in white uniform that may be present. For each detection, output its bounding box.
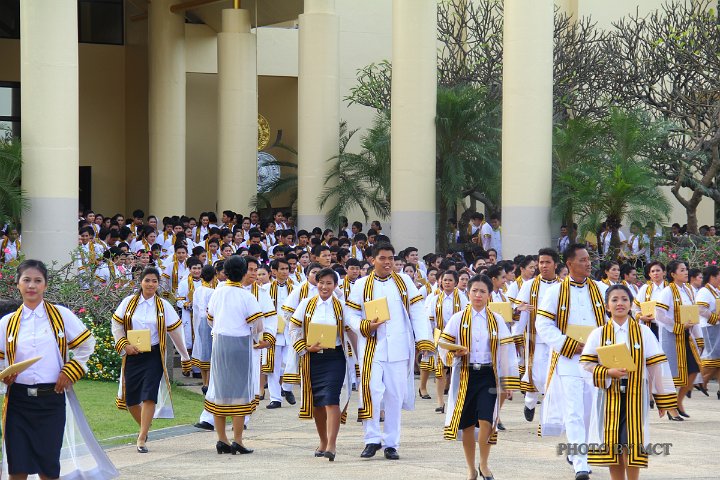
[345,242,434,460]
[536,244,608,480]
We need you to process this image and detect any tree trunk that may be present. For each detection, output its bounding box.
[685,206,698,235]
[437,198,449,253]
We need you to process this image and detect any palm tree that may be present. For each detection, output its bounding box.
[553,109,672,259]
[0,138,26,227]
[436,84,501,251]
[318,116,391,229]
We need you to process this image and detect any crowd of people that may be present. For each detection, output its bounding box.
[0,208,718,480]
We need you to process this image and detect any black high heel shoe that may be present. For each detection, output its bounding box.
[216,441,232,454]
[418,388,431,400]
[694,385,709,396]
[137,434,149,453]
[666,412,683,421]
[324,451,336,462]
[435,404,445,413]
[478,466,495,480]
[231,441,254,454]
[677,409,690,418]
[314,449,325,457]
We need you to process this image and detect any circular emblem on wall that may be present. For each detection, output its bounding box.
[258,114,270,151]
[257,151,280,193]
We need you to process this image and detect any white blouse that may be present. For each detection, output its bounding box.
[207,284,263,337]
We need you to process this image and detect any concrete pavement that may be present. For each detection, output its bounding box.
[106,381,720,479]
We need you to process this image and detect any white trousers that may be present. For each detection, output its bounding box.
[268,344,293,401]
[363,360,407,449]
[181,310,193,349]
[524,342,550,409]
[558,374,593,473]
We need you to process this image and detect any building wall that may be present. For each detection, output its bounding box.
[0,38,128,217]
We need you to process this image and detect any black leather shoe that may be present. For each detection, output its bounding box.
[666,412,683,421]
[418,388,431,400]
[360,443,382,458]
[137,445,148,454]
[281,390,286,397]
[496,421,505,431]
[649,399,654,409]
[575,471,590,480]
[201,385,208,395]
[216,441,231,454]
[194,421,214,431]
[231,442,253,454]
[284,390,297,405]
[686,390,692,398]
[524,406,535,422]
[192,372,202,379]
[314,449,325,457]
[384,447,400,460]
[435,405,445,413]
[478,467,494,480]
[266,401,282,409]
[324,451,336,462]
[677,409,690,418]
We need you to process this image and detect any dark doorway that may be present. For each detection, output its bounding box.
[79,166,91,211]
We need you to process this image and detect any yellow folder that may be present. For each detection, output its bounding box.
[276,314,286,334]
[565,325,595,344]
[679,305,699,325]
[596,343,637,372]
[437,340,465,352]
[640,301,656,318]
[0,356,42,380]
[307,322,337,349]
[433,328,442,346]
[127,329,151,352]
[364,297,390,323]
[488,302,513,322]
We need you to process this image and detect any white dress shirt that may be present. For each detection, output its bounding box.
[15,305,64,384]
[469,308,492,364]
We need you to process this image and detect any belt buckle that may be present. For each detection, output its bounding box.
[27,388,38,397]
[472,363,481,371]
[619,385,626,393]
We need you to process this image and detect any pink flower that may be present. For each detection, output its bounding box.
[659,247,665,252]
[713,261,717,265]
[78,307,86,314]
[0,273,3,279]
[93,295,99,301]
[705,262,709,266]
[671,254,677,259]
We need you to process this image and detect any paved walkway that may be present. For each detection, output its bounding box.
[106,382,719,479]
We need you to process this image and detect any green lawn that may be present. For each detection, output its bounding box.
[74,380,205,442]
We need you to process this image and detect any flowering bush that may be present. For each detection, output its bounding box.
[0,259,137,381]
[655,236,720,269]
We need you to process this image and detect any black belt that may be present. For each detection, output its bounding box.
[619,379,628,393]
[316,345,342,354]
[13,383,61,397]
[468,363,493,371]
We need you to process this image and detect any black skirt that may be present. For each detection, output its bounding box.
[6,383,66,478]
[309,346,346,407]
[685,332,700,375]
[617,384,628,446]
[124,344,164,406]
[458,366,497,430]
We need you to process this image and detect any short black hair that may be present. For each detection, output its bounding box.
[564,243,587,262]
[372,241,394,257]
[537,248,559,264]
[200,265,216,282]
[224,255,248,282]
[316,267,338,285]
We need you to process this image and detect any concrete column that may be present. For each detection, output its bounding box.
[501,1,554,257]
[20,0,79,264]
[554,0,578,19]
[390,0,437,254]
[148,0,185,219]
[218,9,257,213]
[297,0,339,230]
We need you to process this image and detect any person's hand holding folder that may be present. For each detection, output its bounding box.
[306,342,323,353]
[607,368,628,379]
